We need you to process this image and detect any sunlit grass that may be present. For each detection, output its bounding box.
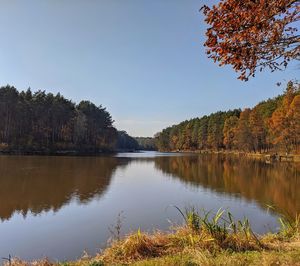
[5,208,300,266]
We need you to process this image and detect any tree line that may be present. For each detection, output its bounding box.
[117,134,157,151]
[135,137,157,151]
[0,85,139,153]
[116,131,139,151]
[156,82,300,154]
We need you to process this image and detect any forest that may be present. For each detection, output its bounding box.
[156,82,300,154]
[0,85,138,153]
[135,137,157,151]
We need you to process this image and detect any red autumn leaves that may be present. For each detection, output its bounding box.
[201,0,300,80]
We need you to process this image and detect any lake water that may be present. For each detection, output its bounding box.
[0,152,299,261]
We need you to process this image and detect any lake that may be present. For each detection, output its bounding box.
[0,152,299,261]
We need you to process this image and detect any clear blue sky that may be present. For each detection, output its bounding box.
[0,0,298,137]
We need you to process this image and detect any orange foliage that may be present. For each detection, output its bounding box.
[201,0,300,80]
[269,82,299,152]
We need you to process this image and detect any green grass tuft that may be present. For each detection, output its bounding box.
[5,208,300,266]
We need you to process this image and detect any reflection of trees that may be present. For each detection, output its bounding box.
[0,156,130,220]
[1,154,299,222]
[154,155,300,218]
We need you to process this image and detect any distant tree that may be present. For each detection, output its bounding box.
[249,108,266,152]
[201,0,300,80]
[198,116,209,149]
[156,129,171,151]
[169,127,179,151]
[0,86,118,153]
[116,131,139,150]
[269,105,291,153]
[288,95,300,151]
[207,112,228,150]
[177,122,187,150]
[183,122,193,150]
[74,110,88,146]
[155,82,299,154]
[135,137,157,150]
[223,115,238,150]
[269,82,298,153]
[0,86,19,143]
[235,109,253,151]
[77,101,115,151]
[191,119,200,149]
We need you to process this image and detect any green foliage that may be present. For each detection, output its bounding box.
[174,206,262,247]
[88,261,104,266]
[117,131,139,151]
[279,214,300,239]
[59,263,70,266]
[0,86,117,153]
[135,137,157,151]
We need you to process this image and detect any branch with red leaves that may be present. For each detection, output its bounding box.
[201,0,300,81]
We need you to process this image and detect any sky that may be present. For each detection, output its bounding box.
[0,0,298,137]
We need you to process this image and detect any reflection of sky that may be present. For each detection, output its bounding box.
[0,153,280,261]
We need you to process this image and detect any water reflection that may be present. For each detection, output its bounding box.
[154,154,300,218]
[0,154,299,222]
[0,153,299,260]
[0,156,130,220]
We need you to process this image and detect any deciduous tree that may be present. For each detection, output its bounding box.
[201,0,300,80]
[223,115,238,150]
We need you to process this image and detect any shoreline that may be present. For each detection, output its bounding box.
[5,210,300,266]
[1,149,299,163]
[0,149,143,157]
[165,150,300,163]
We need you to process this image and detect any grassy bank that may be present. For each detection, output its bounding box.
[6,209,300,266]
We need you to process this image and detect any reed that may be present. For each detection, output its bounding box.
[4,208,300,266]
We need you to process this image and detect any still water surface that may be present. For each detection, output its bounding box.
[0,152,299,261]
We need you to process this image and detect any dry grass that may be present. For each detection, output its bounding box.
[98,227,265,265]
[4,259,55,266]
[96,209,300,265]
[5,210,300,266]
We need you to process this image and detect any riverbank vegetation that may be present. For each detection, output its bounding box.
[5,209,300,265]
[156,82,300,155]
[0,86,140,154]
[135,137,157,151]
[116,135,157,152]
[116,131,139,151]
[0,85,116,153]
